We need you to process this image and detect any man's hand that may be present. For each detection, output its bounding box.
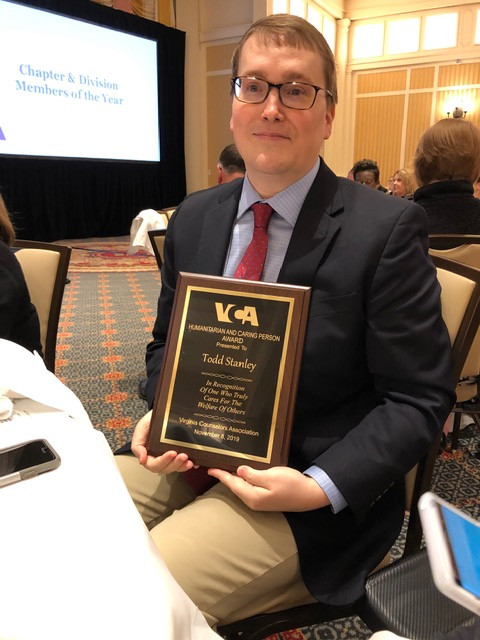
[131,410,197,474]
[208,465,331,512]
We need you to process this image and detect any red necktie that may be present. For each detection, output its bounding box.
[184,202,274,495]
[234,202,274,281]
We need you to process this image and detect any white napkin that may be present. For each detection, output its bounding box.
[0,395,13,420]
[0,339,89,421]
[128,208,166,255]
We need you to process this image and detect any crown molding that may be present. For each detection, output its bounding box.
[348,47,480,71]
[314,0,344,19]
[345,0,479,20]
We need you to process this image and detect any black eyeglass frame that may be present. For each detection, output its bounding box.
[230,76,333,110]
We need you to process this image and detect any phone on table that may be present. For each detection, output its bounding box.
[0,439,61,488]
[419,491,480,614]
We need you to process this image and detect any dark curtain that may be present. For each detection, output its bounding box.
[1,0,186,241]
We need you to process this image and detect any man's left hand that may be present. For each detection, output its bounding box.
[208,465,330,512]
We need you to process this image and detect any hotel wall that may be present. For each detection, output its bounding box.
[173,0,480,194]
[353,63,480,186]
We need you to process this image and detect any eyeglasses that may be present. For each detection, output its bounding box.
[231,76,333,111]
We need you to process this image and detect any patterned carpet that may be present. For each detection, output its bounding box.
[57,269,160,449]
[56,242,480,640]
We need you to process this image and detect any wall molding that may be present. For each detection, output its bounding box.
[348,47,480,71]
[345,0,479,21]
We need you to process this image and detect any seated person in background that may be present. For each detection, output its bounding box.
[413,118,480,246]
[392,168,416,198]
[116,14,454,629]
[0,193,42,354]
[352,158,388,192]
[474,178,480,200]
[216,143,246,184]
[387,174,394,195]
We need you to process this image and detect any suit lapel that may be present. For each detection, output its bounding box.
[279,160,343,286]
[193,162,343,284]
[195,182,243,275]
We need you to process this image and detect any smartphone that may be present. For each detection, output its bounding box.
[0,439,61,488]
[419,491,480,614]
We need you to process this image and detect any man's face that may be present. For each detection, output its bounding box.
[230,35,335,197]
[355,170,379,189]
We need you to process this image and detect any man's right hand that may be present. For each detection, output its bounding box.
[131,410,197,474]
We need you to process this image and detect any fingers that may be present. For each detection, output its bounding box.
[209,466,262,485]
[208,467,266,510]
[131,410,153,463]
[131,410,152,448]
[209,465,328,511]
[131,410,195,474]
[236,465,267,486]
[208,466,270,492]
[208,467,236,484]
[144,450,196,474]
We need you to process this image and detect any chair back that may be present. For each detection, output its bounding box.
[396,255,480,554]
[403,256,480,554]
[158,212,170,227]
[429,233,480,251]
[430,236,480,381]
[433,260,480,380]
[159,207,176,219]
[147,229,166,271]
[13,240,71,373]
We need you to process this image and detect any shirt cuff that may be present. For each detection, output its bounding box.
[304,465,348,514]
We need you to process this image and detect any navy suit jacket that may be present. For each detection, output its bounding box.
[145,159,454,604]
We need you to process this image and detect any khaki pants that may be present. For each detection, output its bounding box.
[116,454,316,627]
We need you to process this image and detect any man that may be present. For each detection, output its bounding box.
[216,143,246,183]
[353,158,388,192]
[116,14,454,628]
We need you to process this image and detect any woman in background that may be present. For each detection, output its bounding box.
[413,118,480,239]
[392,168,416,198]
[387,175,394,195]
[0,192,42,354]
[474,178,480,200]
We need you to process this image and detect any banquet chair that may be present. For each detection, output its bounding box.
[13,240,71,374]
[148,228,166,271]
[429,233,480,252]
[429,235,480,449]
[137,227,167,401]
[218,256,480,640]
[159,206,177,219]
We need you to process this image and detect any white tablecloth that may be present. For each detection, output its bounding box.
[0,398,222,640]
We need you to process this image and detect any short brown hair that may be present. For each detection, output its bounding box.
[218,143,245,175]
[414,118,480,187]
[231,14,337,104]
[0,193,15,246]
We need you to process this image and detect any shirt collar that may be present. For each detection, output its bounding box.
[238,157,320,227]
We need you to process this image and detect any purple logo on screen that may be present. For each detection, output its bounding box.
[0,127,5,140]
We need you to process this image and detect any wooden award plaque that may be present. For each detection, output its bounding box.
[147,272,311,471]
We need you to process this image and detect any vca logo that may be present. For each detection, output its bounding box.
[214,303,259,326]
